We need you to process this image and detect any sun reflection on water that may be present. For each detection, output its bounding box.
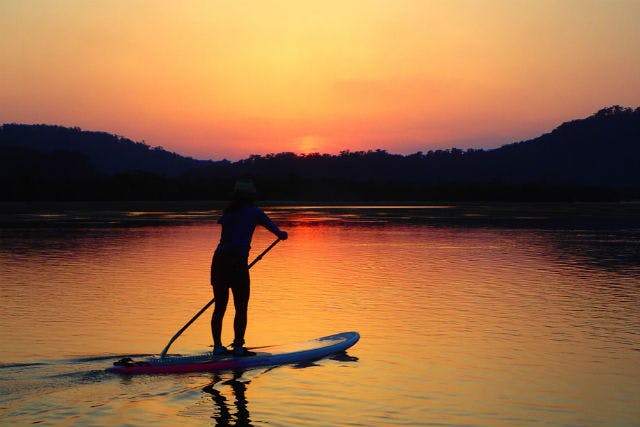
[1,205,639,426]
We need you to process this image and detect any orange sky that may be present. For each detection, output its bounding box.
[1,1,639,160]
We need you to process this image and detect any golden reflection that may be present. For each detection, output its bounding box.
[1,208,640,425]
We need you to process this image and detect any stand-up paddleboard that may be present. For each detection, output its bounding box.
[107,331,359,375]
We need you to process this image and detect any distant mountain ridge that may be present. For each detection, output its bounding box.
[206,105,640,188]
[486,105,640,186]
[0,124,217,175]
[1,105,639,201]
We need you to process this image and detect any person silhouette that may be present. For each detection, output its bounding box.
[210,179,288,356]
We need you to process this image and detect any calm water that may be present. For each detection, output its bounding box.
[1,204,639,426]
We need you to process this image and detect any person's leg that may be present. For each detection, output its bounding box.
[231,265,250,349]
[211,284,229,348]
[211,254,230,348]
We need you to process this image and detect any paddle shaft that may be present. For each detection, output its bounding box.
[159,238,281,358]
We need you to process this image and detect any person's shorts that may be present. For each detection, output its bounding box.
[210,251,249,291]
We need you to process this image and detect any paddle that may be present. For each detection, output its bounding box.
[159,238,281,358]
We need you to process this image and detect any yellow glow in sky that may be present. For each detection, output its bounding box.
[1,0,639,159]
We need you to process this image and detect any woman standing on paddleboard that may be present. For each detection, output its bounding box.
[211,179,288,356]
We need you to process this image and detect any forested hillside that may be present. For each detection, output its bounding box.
[1,106,638,201]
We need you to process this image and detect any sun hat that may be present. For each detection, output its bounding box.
[231,179,257,198]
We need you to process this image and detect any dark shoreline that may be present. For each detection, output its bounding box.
[1,201,639,229]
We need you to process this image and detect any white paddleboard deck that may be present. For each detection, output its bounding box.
[107,331,360,375]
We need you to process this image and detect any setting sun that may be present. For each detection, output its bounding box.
[294,135,324,155]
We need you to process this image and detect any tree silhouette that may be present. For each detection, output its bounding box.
[1,106,638,201]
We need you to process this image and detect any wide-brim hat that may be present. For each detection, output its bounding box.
[231,179,257,198]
